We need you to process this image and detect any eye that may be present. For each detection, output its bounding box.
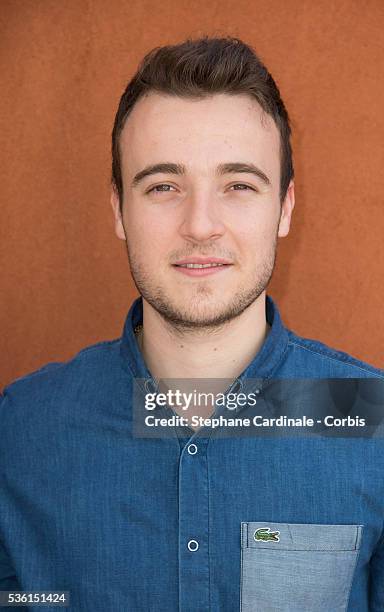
[146,184,176,194]
[230,183,256,191]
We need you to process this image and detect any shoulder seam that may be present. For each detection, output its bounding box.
[74,338,120,357]
[288,338,384,377]
[3,338,121,390]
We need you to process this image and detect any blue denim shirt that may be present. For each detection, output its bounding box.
[1,294,383,612]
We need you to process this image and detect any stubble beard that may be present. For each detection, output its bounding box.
[124,235,278,334]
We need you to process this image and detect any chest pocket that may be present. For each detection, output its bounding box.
[240,521,363,612]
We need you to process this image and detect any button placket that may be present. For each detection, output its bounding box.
[178,435,210,611]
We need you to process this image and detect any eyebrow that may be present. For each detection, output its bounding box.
[131,161,271,188]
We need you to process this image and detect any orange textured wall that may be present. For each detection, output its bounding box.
[1,0,383,388]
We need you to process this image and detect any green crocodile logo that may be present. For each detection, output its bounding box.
[253,527,280,542]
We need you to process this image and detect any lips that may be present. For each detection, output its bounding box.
[173,257,232,268]
[175,262,228,269]
[172,257,233,277]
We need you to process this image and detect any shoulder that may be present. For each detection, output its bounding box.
[283,328,384,378]
[0,337,123,409]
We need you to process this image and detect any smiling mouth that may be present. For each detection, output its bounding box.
[174,263,229,269]
[172,262,233,277]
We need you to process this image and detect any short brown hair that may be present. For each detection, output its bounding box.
[111,36,294,210]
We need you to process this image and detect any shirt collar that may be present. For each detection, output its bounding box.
[119,294,289,388]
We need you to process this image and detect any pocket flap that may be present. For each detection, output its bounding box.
[241,522,363,551]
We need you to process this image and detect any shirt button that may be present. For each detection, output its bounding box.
[187,443,198,455]
[187,539,199,552]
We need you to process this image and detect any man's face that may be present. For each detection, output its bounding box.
[111,92,294,330]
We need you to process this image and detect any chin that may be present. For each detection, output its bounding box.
[135,269,268,329]
[149,292,257,331]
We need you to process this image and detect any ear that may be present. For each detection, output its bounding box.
[277,180,295,238]
[110,187,126,241]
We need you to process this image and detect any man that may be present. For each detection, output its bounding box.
[1,37,383,612]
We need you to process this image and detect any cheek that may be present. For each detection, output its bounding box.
[231,220,278,268]
[124,211,173,260]
[233,216,276,246]
[228,197,280,232]
[124,200,174,233]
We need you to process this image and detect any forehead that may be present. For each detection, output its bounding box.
[119,92,281,178]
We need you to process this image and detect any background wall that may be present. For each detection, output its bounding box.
[1,0,383,388]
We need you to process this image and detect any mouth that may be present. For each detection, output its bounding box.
[172,259,233,277]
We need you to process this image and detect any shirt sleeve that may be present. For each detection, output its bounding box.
[0,392,24,610]
[0,538,20,591]
[370,530,384,610]
[0,542,23,611]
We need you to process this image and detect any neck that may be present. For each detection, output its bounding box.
[136,293,270,382]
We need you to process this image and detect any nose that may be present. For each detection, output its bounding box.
[179,188,225,244]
